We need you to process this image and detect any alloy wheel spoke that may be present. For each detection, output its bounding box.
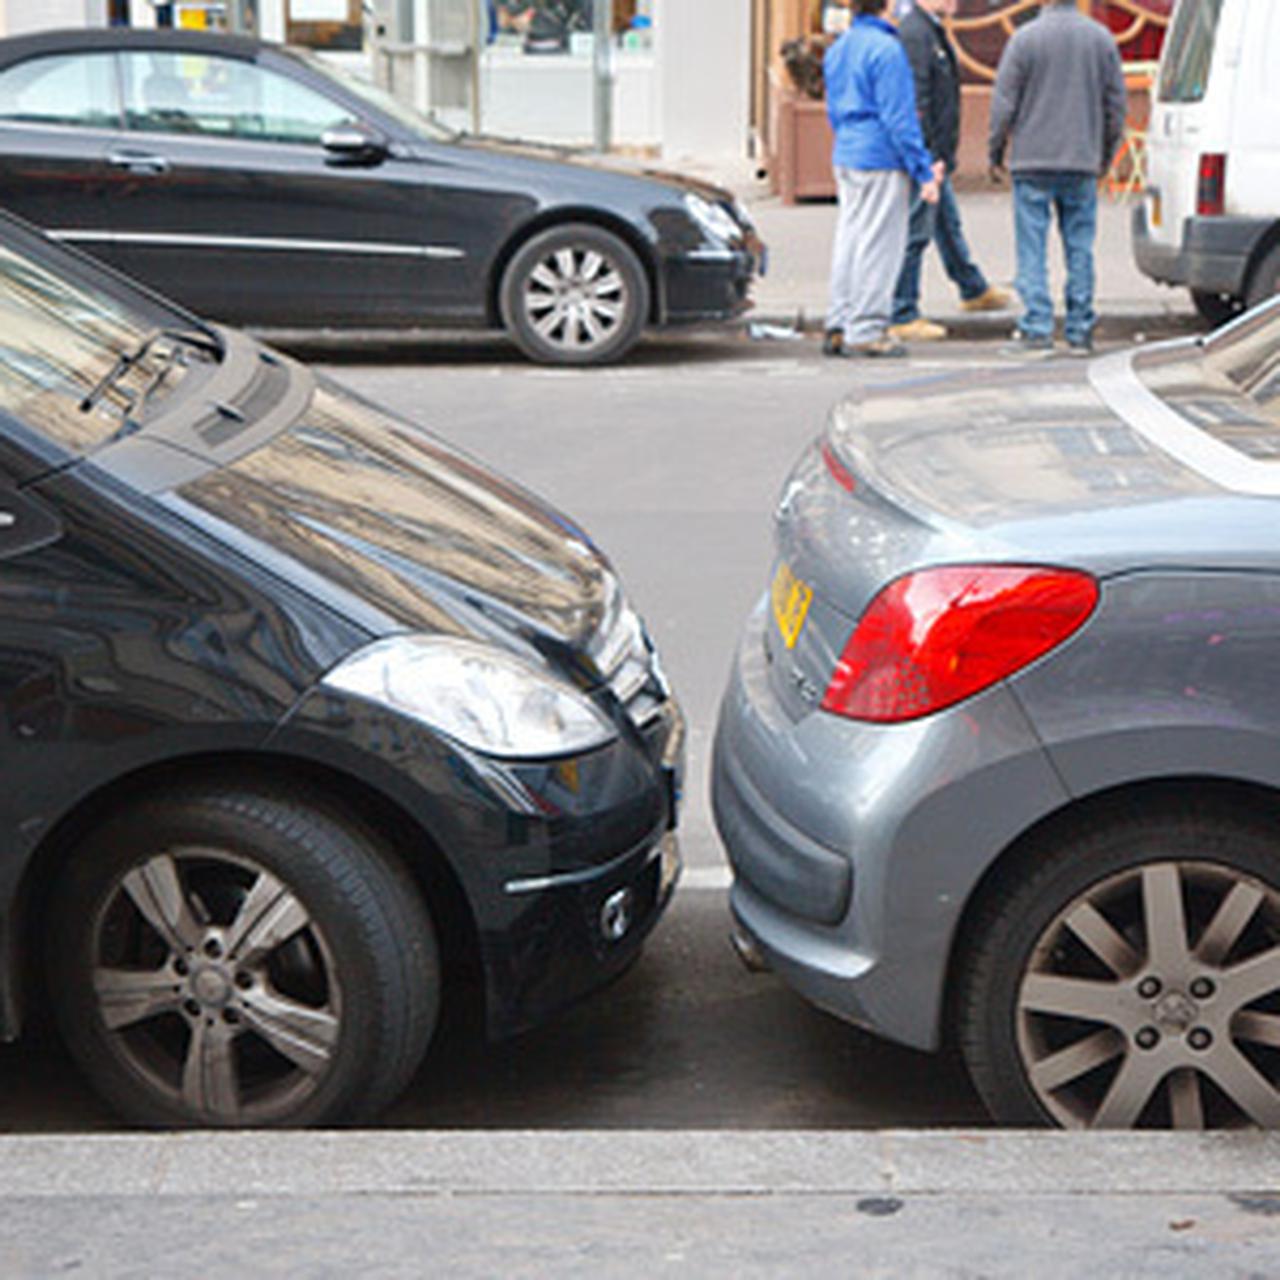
[1220,945,1280,1008]
[554,248,576,280]
[239,988,339,1076]
[580,308,605,345]
[534,308,566,339]
[580,250,604,281]
[1202,1044,1280,1128]
[590,299,623,324]
[122,855,203,954]
[182,1017,240,1121]
[525,291,558,314]
[1168,1069,1206,1130]
[1091,1051,1164,1128]
[1196,882,1264,966]
[1142,864,1190,974]
[1064,901,1141,977]
[1020,973,1125,1027]
[224,872,310,968]
[1232,1009,1280,1050]
[1028,1028,1123,1094]
[529,263,559,291]
[593,272,623,297]
[93,966,182,1031]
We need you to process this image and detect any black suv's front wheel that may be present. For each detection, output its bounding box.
[48,786,440,1128]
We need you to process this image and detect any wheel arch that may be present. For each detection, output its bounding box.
[7,750,484,1042]
[1244,223,1280,307]
[940,775,1280,1047]
[486,208,664,328]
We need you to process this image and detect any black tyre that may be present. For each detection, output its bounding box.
[47,787,439,1128]
[958,811,1280,1130]
[1244,243,1280,312]
[499,223,649,366]
[1190,288,1241,329]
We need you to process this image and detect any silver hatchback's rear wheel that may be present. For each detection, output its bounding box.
[500,223,649,366]
[960,814,1280,1129]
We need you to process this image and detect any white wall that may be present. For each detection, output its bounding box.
[4,0,107,33]
[655,0,750,165]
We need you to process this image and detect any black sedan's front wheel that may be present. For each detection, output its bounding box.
[48,787,440,1128]
[500,223,649,366]
[959,812,1280,1129]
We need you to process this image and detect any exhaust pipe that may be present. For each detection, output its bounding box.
[730,928,770,974]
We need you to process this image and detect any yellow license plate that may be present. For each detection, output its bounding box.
[771,562,813,650]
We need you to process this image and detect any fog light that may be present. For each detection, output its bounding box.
[600,887,634,942]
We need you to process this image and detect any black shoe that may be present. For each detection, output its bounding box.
[822,328,844,357]
[1066,337,1094,358]
[999,332,1055,359]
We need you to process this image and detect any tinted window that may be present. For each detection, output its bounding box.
[1157,0,1223,104]
[120,52,352,143]
[0,53,119,128]
[0,233,197,455]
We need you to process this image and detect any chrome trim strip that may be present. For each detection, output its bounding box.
[1089,348,1280,497]
[504,837,663,896]
[684,248,738,262]
[48,229,465,260]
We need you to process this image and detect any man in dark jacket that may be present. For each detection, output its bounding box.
[989,0,1127,355]
[889,0,1010,342]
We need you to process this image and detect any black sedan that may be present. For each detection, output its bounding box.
[0,28,763,365]
[0,211,682,1126]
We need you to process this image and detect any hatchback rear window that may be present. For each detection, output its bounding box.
[1132,303,1280,462]
[1158,0,1223,104]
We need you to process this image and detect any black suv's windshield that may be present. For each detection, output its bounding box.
[0,231,217,457]
[1158,0,1223,104]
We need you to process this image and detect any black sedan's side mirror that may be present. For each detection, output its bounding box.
[321,123,389,166]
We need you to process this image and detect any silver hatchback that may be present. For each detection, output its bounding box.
[714,300,1280,1130]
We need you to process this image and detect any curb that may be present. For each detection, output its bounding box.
[2,1130,1278,1198]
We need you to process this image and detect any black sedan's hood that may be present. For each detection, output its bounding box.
[409,134,736,206]
[165,379,613,656]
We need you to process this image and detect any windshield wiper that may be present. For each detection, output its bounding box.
[78,326,222,416]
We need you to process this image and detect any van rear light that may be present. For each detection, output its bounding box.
[820,565,1099,723]
[1197,153,1226,217]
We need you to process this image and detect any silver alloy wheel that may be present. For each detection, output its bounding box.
[89,847,341,1126]
[521,246,627,354]
[1016,860,1280,1128]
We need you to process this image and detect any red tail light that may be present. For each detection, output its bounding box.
[1197,153,1226,217]
[821,565,1099,723]
[821,439,857,492]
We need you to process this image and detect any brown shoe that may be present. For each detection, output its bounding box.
[887,318,947,342]
[822,328,844,357]
[960,286,1014,313]
[844,337,908,359]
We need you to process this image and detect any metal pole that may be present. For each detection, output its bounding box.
[593,0,614,153]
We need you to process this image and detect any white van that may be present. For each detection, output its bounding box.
[1133,0,1280,325]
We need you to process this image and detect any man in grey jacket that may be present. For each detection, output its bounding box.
[989,0,1127,355]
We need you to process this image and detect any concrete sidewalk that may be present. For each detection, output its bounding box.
[2,1130,1279,1274]
[735,181,1197,340]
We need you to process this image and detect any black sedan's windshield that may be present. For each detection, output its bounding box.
[0,224,218,457]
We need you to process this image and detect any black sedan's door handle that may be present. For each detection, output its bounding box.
[106,150,170,176]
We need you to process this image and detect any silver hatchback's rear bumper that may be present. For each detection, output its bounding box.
[711,600,1069,1051]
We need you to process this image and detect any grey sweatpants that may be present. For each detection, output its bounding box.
[825,167,910,344]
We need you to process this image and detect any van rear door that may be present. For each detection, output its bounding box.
[1227,1,1280,217]
[1146,0,1236,252]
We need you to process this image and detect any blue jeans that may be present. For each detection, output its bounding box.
[891,176,988,325]
[1013,172,1098,345]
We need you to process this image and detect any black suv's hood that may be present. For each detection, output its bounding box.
[160,377,614,656]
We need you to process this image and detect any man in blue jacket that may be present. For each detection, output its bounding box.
[824,0,941,359]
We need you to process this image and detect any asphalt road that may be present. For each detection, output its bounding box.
[0,326,1192,1133]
